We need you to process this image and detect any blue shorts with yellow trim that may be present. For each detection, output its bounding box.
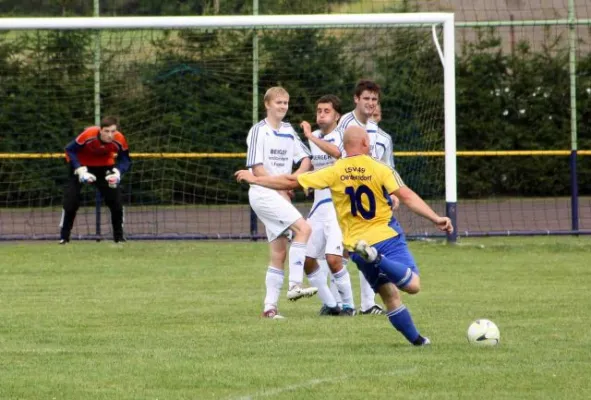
[351,220,417,293]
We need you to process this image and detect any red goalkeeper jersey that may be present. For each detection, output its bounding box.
[65,127,130,171]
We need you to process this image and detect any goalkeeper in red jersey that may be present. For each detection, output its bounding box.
[59,116,131,244]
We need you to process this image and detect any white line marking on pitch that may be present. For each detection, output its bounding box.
[228,368,417,400]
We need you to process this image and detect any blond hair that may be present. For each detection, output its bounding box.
[263,86,289,104]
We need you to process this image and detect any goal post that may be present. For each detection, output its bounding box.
[0,13,457,241]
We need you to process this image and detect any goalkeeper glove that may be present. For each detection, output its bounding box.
[74,166,96,183]
[105,168,121,188]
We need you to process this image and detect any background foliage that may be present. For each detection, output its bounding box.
[0,0,589,205]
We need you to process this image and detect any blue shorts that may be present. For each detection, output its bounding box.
[351,221,417,293]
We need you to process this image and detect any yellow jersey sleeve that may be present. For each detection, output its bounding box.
[297,166,337,192]
[382,167,405,195]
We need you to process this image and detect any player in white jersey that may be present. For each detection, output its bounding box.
[371,103,395,167]
[246,86,317,319]
[300,95,356,316]
[372,103,406,237]
[336,79,399,315]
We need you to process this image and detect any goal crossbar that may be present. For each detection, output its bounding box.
[0,13,454,30]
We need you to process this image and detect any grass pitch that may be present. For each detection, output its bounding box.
[1,237,590,399]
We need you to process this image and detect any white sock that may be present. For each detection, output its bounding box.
[264,266,284,311]
[359,270,376,311]
[307,268,337,308]
[333,266,354,308]
[319,259,342,306]
[288,242,307,287]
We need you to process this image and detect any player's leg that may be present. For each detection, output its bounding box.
[353,249,384,315]
[325,254,355,315]
[59,168,83,243]
[97,170,125,243]
[348,242,383,314]
[305,216,338,313]
[377,282,429,346]
[263,236,288,318]
[249,187,289,318]
[249,187,313,314]
[382,234,421,294]
[285,217,318,301]
[354,238,420,294]
[358,270,383,315]
[324,260,342,307]
[318,258,342,307]
[304,257,340,316]
[322,221,355,314]
[355,257,429,346]
[339,250,351,307]
[379,216,420,293]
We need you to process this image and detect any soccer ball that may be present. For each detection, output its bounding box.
[466,319,500,346]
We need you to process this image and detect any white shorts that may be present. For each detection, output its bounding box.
[249,186,303,242]
[306,201,344,259]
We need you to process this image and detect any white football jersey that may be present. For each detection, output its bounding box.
[338,111,394,167]
[246,119,311,176]
[308,128,343,212]
[376,126,394,167]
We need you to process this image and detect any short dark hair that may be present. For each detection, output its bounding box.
[354,79,380,99]
[100,116,119,129]
[315,94,342,115]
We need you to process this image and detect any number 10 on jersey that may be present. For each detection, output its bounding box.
[345,185,376,220]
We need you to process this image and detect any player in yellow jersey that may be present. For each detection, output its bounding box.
[235,126,453,346]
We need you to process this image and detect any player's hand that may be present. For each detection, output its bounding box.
[390,194,400,211]
[74,166,96,184]
[300,121,313,139]
[234,170,257,184]
[434,217,454,234]
[105,168,121,188]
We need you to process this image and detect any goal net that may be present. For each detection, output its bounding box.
[0,14,456,240]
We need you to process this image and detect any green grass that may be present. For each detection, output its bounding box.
[1,237,590,399]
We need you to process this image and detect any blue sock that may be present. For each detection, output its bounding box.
[387,305,420,344]
[376,255,413,288]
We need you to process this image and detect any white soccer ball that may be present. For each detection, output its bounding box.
[467,319,500,346]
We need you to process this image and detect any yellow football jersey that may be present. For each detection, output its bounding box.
[297,154,404,249]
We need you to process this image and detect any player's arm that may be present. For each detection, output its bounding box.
[246,125,267,176]
[65,140,84,170]
[383,168,452,233]
[386,148,400,210]
[292,131,312,176]
[105,134,131,187]
[293,157,311,176]
[235,164,336,192]
[379,132,399,210]
[389,193,400,211]
[114,134,131,174]
[116,150,131,174]
[235,171,300,190]
[307,135,342,159]
[251,162,295,200]
[245,125,273,179]
[65,133,96,183]
[394,186,452,233]
[296,166,336,192]
[251,164,269,177]
[300,121,341,159]
[381,130,395,168]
